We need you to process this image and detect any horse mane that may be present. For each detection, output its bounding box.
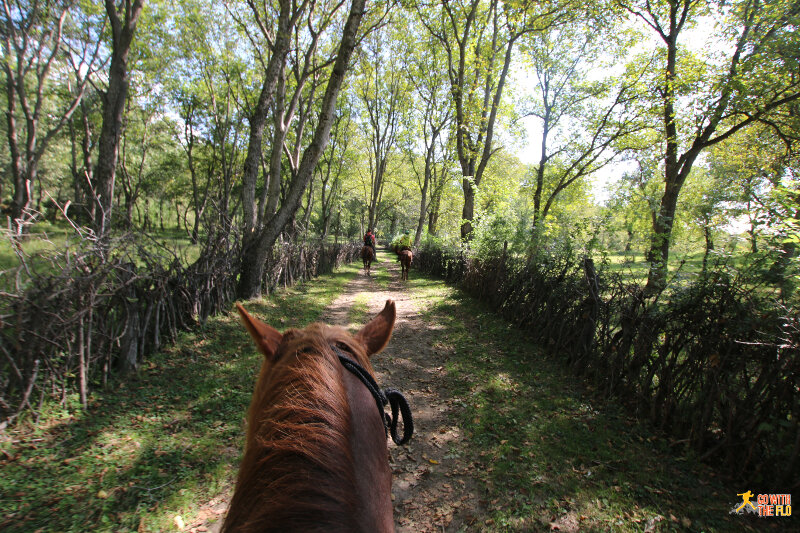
[223,324,375,533]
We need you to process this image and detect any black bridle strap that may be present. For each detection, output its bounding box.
[332,345,413,446]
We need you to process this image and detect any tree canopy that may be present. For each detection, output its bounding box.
[1,0,798,296]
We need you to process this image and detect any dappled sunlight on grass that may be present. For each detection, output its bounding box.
[347,293,371,329]
[412,273,757,532]
[0,262,360,532]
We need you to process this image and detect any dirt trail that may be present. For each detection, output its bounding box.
[322,256,485,532]
[193,256,484,533]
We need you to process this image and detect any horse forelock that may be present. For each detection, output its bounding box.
[223,324,375,533]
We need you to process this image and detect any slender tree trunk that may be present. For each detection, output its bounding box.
[702,223,714,272]
[5,72,29,233]
[748,199,758,253]
[414,162,431,247]
[461,175,475,239]
[237,0,366,298]
[78,304,87,409]
[183,98,209,244]
[302,178,314,231]
[624,225,633,253]
[428,195,440,236]
[94,0,145,239]
[644,16,680,296]
[3,5,90,235]
[79,101,97,223]
[239,1,295,284]
[367,161,387,232]
[531,105,552,245]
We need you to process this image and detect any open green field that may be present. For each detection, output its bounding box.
[0,223,202,291]
[597,247,747,283]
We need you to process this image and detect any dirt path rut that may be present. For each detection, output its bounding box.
[320,256,485,532]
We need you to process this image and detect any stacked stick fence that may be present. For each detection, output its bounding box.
[415,243,799,485]
[0,233,360,426]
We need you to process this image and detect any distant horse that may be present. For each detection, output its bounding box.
[361,245,375,275]
[393,244,410,261]
[225,301,413,533]
[398,249,412,281]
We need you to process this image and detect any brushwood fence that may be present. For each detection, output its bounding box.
[415,243,799,486]
[0,233,360,426]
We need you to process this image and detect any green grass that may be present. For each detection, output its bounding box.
[348,293,371,326]
[0,263,360,533]
[0,221,74,273]
[596,246,762,286]
[599,249,706,283]
[0,224,202,292]
[404,270,763,532]
[1,260,776,532]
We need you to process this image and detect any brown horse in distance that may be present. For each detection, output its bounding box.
[361,245,374,275]
[224,301,400,533]
[398,249,412,281]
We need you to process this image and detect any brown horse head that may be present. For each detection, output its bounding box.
[224,301,398,533]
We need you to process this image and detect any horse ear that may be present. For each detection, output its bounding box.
[356,300,396,356]
[236,303,283,358]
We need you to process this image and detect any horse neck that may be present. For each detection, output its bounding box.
[342,360,394,532]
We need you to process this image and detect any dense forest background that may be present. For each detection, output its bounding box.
[2,0,799,483]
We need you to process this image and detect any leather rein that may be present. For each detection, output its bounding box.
[331,344,414,446]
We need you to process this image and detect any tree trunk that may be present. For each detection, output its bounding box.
[68,103,96,224]
[531,106,551,244]
[748,200,758,252]
[118,264,140,375]
[302,179,314,232]
[702,223,714,273]
[446,0,516,242]
[460,177,475,240]
[94,0,145,239]
[428,204,439,236]
[79,101,97,223]
[644,18,680,296]
[241,2,294,236]
[624,226,633,253]
[3,5,91,235]
[5,64,29,233]
[236,0,366,299]
[366,153,388,232]
[645,180,679,294]
[414,167,430,247]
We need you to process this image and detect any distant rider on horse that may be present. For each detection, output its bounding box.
[364,229,376,255]
[398,230,412,251]
[395,230,412,261]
